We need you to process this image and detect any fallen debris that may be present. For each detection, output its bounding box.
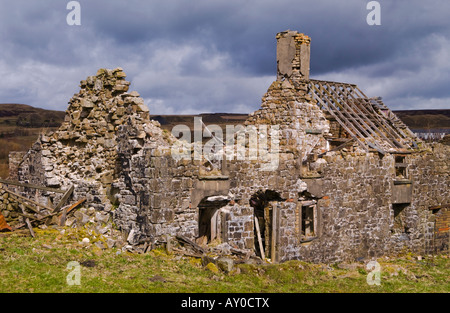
[176,234,208,255]
[0,180,88,238]
[167,235,263,272]
[58,198,87,226]
[3,186,54,212]
[20,204,35,238]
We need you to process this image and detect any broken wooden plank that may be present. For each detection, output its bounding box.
[429,204,450,210]
[319,138,355,157]
[0,229,31,237]
[14,198,86,227]
[176,234,207,254]
[2,187,54,211]
[18,212,40,221]
[271,203,278,263]
[54,185,74,212]
[0,178,65,193]
[59,208,68,227]
[21,201,41,214]
[20,204,35,238]
[11,223,25,230]
[254,216,265,259]
[171,247,204,258]
[59,198,87,226]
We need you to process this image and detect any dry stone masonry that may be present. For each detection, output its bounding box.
[2,30,449,263]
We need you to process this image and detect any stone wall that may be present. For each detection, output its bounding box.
[8,152,26,180]
[0,186,20,227]
[409,143,450,254]
[246,80,329,159]
[270,144,450,263]
[112,145,199,245]
[12,68,167,246]
[223,204,254,250]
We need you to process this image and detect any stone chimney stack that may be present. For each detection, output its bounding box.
[276,30,311,82]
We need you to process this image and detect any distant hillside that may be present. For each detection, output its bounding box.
[1,103,447,134]
[0,103,65,178]
[151,113,249,131]
[0,103,65,129]
[393,109,450,131]
[0,103,448,178]
[151,110,450,132]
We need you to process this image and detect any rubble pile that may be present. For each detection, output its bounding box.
[3,68,174,248]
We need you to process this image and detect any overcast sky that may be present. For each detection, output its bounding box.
[0,0,449,114]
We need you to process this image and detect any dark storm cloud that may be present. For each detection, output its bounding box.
[0,0,449,113]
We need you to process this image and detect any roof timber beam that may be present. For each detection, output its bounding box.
[309,79,418,152]
[324,83,393,148]
[313,81,386,154]
[331,83,404,149]
[310,83,370,153]
[317,82,377,140]
[353,86,411,144]
[368,97,418,142]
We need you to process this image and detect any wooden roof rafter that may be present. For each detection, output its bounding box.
[312,81,386,153]
[332,84,405,149]
[308,79,417,153]
[318,81,391,152]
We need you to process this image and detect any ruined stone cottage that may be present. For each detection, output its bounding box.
[2,30,449,263]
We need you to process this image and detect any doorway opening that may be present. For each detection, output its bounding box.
[198,197,229,244]
[250,190,283,259]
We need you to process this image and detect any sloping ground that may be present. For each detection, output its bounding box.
[1,105,447,134]
[0,103,65,128]
[0,228,448,293]
[394,110,450,131]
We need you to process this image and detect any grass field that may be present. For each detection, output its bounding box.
[0,228,448,293]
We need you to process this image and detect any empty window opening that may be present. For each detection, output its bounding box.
[394,155,408,179]
[302,205,315,237]
[392,203,409,234]
[300,202,317,242]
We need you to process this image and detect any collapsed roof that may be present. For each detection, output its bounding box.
[275,30,420,155]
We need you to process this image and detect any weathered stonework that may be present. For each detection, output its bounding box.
[3,30,449,263]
